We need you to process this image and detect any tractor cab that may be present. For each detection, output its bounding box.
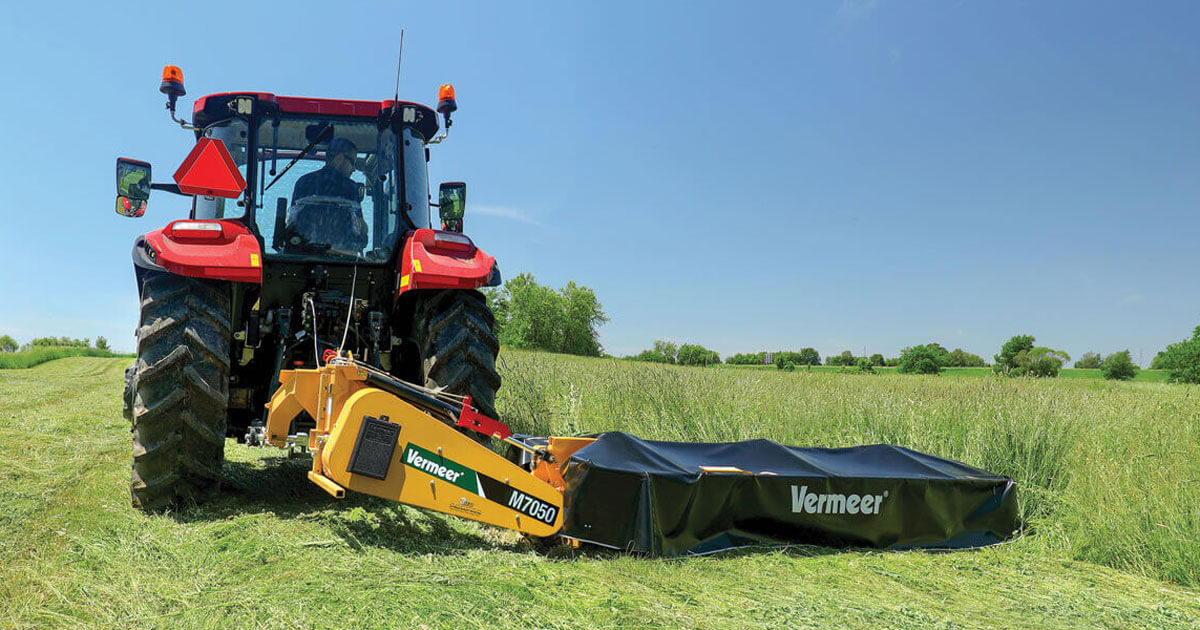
[189,92,441,265]
[116,66,469,270]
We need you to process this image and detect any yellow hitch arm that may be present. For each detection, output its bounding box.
[265,364,563,537]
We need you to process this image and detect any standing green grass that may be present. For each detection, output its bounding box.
[498,350,1200,586]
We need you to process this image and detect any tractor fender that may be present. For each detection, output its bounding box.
[131,234,168,289]
[395,229,499,296]
[137,219,263,285]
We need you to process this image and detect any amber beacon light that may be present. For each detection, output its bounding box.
[159,64,188,124]
[160,65,186,98]
[437,84,457,114]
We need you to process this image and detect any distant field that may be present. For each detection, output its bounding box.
[0,347,132,369]
[1059,367,1169,382]
[719,363,1170,381]
[2,355,1198,629]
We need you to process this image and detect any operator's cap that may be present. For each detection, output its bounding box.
[328,137,357,158]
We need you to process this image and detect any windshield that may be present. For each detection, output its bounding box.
[401,127,430,230]
[193,116,431,263]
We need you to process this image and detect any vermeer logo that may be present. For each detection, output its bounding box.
[791,485,888,515]
[403,444,479,494]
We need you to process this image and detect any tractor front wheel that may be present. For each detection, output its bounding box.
[129,272,232,510]
[412,290,502,420]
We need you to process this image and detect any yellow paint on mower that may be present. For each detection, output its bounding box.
[265,362,565,537]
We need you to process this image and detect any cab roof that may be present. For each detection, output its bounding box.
[191,92,439,138]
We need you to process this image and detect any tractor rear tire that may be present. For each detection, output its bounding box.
[129,272,232,510]
[413,290,502,420]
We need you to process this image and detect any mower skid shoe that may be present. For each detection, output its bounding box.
[318,388,562,537]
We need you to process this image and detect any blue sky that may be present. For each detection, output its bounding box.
[1,1,1198,364]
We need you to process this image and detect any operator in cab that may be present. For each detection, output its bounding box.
[286,137,369,254]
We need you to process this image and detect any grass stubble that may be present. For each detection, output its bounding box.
[0,354,1197,629]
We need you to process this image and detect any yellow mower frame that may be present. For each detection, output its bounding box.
[264,360,583,538]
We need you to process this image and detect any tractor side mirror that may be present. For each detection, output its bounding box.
[438,182,466,232]
[116,158,152,218]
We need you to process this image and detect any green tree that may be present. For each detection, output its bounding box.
[947,348,986,367]
[559,282,607,356]
[898,344,948,375]
[0,335,17,352]
[995,335,1069,378]
[677,343,721,366]
[770,349,821,367]
[856,358,875,373]
[495,274,563,351]
[869,353,885,367]
[95,336,110,351]
[797,348,821,366]
[629,349,672,363]
[1020,347,1070,378]
[628,340,677,364]
[827,350,858,366]
[1100,350,1138,381]
[1154,324,1200,384]
[726,352,765,365]
[1074,352,1102,369]
[1162,340,1200,383]
[1150,350,1169,370]
[486,273,606,356]
[654,340,678,363]
[994,334,1035,373]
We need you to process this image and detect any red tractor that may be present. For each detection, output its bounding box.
[117,66,501,510]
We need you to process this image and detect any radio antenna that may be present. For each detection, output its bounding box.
[392,30,405,108]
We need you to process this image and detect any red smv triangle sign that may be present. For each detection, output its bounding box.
[173,138,247,198]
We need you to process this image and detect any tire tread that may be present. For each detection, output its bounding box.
[413,290,502,420]
[130,273,232,511]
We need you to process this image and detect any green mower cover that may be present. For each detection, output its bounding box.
[555,432,1019,555]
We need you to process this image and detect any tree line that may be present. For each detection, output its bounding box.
[624,335,1145,382]
[626,340,722,366]
[670,345,987,371]
[0,335,110,353]
[872,335,1139,380]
